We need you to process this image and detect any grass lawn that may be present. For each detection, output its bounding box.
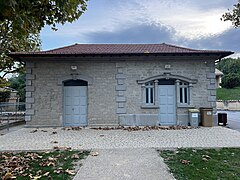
[160,148,240,180]
[217,87,240,100]
[0,149,89,180]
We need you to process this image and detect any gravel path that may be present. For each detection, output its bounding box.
[0,127,240,151]
[73,148,174,180]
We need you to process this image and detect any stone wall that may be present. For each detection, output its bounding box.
[121,57,216,125]
[25,59,117,127]
[217,100,240,110]
[25,55,216,127]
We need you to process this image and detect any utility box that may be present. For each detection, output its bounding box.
[200,108,213,127]
[188,109,200,127]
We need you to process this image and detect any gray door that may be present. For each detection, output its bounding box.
[64,86,87,126]
[158,85,176,125]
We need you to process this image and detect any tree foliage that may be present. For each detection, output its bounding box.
[216,58,240,74]
[216,58,240,88]
[0,0,88,82]
[0,90,10,102]
[221,73,240,89]
[0,0,88,36]
[222,0,240,27]
[9,73,26,102]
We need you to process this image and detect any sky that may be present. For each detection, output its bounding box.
[40,0,240,57]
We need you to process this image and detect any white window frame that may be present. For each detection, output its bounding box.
[145,82,154,105]
[179,82,189,105]
[141,80,159,108]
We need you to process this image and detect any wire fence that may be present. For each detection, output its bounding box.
[0,102,25,130]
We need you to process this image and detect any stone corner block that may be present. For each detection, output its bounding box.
[25,115,32,121]
[26,109,35,115]
[208,96,216,102]
[206,73,215,79]
[26,97,34,103]
[116,74,126,79]
[116,97,126,102]
[116,108,126,114]
[207,84,216,90]
[26,74,35,80]
[116,85,126,91]
[26,86,35,92]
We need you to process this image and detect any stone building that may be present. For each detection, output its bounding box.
[10,44,233,127]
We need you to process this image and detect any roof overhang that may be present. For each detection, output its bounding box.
[9,51,234,62]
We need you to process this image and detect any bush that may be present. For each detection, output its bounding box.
[221,73,240,88]
[0,91,11,102]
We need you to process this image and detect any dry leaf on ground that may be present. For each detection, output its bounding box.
[90,152,99,156]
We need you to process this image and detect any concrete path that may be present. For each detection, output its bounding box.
[74,148,174,180]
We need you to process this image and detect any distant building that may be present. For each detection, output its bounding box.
[215,69,224,88]
[0,87,18,103]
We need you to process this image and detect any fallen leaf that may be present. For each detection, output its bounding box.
[36,170,42,175]
[90,152,99,156]
[71,154,80,159]
[3,172,16,180]
[180,159,190,165]
[202,155,211,159]
[202,158,208,162]
[53,146,71,151]
[48,157,57,161]
[65,169,75,175]
[30,129,37,133]
[32,175,42,179]
[47,162,55,166]
[43,172,50,176]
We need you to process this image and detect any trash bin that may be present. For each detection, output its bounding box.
[200,108,213,127]
[218,113,227,126]
[188,109,200,127]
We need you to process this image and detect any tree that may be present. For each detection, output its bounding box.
[8,73,26,102]
[216,58,240,88]
[221,73,240,89]
[0,27,41,78]
[0,0,88,81]
[222,0,240,27]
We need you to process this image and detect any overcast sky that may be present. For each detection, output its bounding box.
[40,0,240,56]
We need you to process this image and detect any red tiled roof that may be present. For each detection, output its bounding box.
[9,43,234,57]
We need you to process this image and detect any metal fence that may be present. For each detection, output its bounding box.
[0,102,25,130]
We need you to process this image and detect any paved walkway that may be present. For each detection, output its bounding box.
[74,148,174,180]
[1,127,240,180]
[1,127,240,151]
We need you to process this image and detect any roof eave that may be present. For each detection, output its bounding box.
[9,51,234,60]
